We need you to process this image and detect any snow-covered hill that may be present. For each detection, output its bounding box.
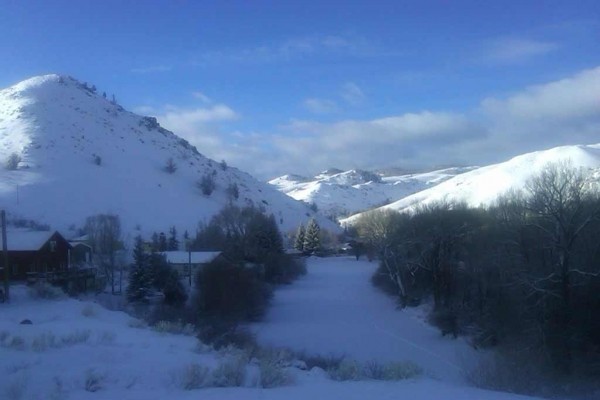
[270,167,475,219]
[342,144,600,224]
[0,74,337,239]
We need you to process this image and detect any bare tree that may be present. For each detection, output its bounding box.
[521,162,600,372]
[84,214,123,294]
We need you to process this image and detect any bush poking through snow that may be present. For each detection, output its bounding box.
[153,320,195,336]
[49,377,67,400]
[7,336,26,351]
[97,331,116,345]
[328,359,362,381]
[84,369,106,392]
[31,332,58,352]
[381,361,422,380]
[29,281,64,300]
[298,353,345,371]
[328,359,422,382]
[211,357,247,387]
[60,330,91,346]
[5,373,28,400]
[178,363,211,390]
[81,304,96,317]
[5,152,21,170]
[198,174,216,196]
[259,359,293,388]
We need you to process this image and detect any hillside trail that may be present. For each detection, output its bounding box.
[252,256,478,383]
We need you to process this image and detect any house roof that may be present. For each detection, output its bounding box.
[69,241,92,249]
[2,230,59,251]
[161,251,221,265]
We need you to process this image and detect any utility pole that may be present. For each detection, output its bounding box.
[2,210,9,303]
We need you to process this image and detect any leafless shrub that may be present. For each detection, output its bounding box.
[177,363,211,390]
[211,357,247,387]
[84,368,106,392]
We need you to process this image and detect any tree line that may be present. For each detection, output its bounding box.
[353,162,600,391]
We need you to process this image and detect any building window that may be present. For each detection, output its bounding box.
[50,241,57,252]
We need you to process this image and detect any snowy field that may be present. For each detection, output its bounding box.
[0,257,544,399]
[253,257,476,383]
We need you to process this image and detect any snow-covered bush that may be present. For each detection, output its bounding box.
[298,353,344,371]
[153,320,195,336]
[328,359,362,381]
[5,152,21,170]
[31,332,58,352]
[211,357,247,387]
[329,359,421,382]
[198,174,216,196]
[164,157,177,174]
[380,361,422,380]
[7,336,26,351]
[97,331,116,345]
[60,330,91,346]
[177,363,211,390]
[259,359,293,388]
[84,368,105,392]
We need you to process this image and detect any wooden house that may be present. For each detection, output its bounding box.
[2,230,72,281]
[68,234,93,267]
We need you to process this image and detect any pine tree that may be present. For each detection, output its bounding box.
[158,232,167,252]
[168,226,179,251]
[126,236,153,302]
[303,219,321,255]
[151,232,160,252]
[294,224,305,252]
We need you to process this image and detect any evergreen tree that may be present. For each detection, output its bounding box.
[168,226,179,251]
[151,232,160,252]
[158,232,167,252]
[303,219,321,254]
[294,224,305,252]
[126,236,153,302]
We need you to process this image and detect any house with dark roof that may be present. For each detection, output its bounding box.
[1,230,72,280]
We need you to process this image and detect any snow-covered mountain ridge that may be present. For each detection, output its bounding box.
[342,144,600,224]
[269,166,476,219]
[0,74,337,239]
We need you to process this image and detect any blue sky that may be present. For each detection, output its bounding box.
[1,0,599,179]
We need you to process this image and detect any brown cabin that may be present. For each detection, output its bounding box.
[2,231,72,281]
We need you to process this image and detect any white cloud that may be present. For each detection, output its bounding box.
[192,91,212,104]
[483,38,559,64]
[134,67,600,180]
[340,82,365,105]
[303,98,339,114]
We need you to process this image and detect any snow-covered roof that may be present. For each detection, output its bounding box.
[2,230,57,251]
[161,251,221,265]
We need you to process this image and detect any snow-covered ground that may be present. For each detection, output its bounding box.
[253,257,476,383]
[0,257,545,400]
